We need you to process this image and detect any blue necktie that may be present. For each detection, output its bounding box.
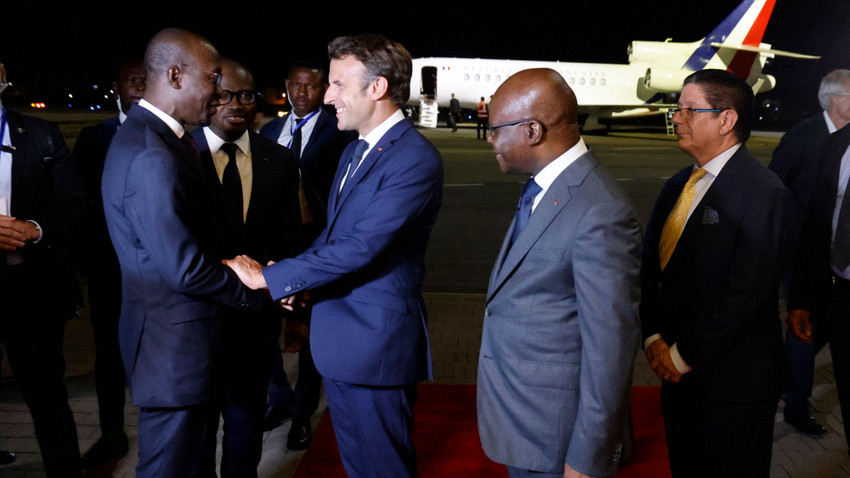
[511,178,542,245]
[340,139,368,195]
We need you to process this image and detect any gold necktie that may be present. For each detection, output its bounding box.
[659,168,707,270]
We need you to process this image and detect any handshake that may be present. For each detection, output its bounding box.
[222,255,306,310]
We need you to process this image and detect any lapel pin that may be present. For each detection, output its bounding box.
[377,147,382,151]
[263,156,269,162]
[553,199,559,205]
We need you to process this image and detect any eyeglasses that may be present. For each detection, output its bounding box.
[219,89,257,106]
[667,107,725,120]
[487,118,547,135]
[177,63,222,88]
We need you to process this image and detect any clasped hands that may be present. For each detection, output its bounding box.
[644,339,683,383]
[222,254,308,311]
[0,215,39,251]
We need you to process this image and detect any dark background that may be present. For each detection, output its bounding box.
[2,0,848,120]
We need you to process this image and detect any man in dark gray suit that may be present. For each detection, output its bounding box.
[476,68,642,478]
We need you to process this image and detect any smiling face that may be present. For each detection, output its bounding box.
[178,40,222,126]
[324,55,379,135]
[209,60,255,142]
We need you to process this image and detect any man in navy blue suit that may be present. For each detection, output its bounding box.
[258,63,356,449]
[101,29,264,477]
[72,58,145,469]
[192,57,302,477]
[225,34,443,478]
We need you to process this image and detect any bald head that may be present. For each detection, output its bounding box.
[488,68,581,175]
[141,28,222,126]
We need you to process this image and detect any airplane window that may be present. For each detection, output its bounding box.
[590,79,596,86]
[579,78,585,85]
[475,74,480,81]
[464,74,470,81]
[601,79,606,86]
[485,74,491,81]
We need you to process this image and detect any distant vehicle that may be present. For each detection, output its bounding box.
[409,0,818,131]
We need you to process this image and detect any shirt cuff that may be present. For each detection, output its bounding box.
[670,343,693,374]
[27,220,42,243]
[644,333,662,350]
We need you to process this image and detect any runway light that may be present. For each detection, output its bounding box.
[30,102,46,109]
[277,111,287,118]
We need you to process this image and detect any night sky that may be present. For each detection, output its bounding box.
[3,0,849,116]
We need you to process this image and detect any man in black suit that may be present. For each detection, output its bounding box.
[259,63,356,449]
[191,57,302,476]
[769,69,850,437]
[0,59,89,476]
[448,93,460,132]
[71,58,145,469]
[641,69,796,477]
[787,115,850,458]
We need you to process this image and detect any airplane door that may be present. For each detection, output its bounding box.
[421,66,437,100]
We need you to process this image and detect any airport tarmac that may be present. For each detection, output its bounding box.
[0,119,846,477]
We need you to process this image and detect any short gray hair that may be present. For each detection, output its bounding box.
[819,69,850,110]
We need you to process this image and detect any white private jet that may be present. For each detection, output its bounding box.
[408,0,819,131]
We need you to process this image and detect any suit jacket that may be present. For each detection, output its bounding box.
[262,118,443,386]
[260,108,357,225]
[101,105,264,408]
[191,128,302,263]
[3,109,89,318]
[640,145,796,402]
[72,115,121,278]
[788,124,850,313]
[477,150,642,477]
[768,113,831,216]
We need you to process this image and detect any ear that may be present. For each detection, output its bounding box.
[719,109,739,136]
[526,120,545,145]
[167,65,182,90]
[369,76,389,100]
[111,81,120,101]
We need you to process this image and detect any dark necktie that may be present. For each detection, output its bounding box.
[290,118,303,162]
[511,178,542,245]
[181,132,202,167]
[340,139,368,195]
[219,142,243,230]
[833,177,850,270]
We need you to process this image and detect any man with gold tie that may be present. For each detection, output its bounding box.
[640,69,797,478]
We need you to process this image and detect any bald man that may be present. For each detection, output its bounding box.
[476,68,641,478]
[101,29,264,477]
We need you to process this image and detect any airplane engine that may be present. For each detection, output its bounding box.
[643,67,693,94]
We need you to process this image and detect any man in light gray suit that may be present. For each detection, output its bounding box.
[477,68,642,478]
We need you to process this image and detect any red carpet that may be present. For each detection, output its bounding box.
[294,385,670,477]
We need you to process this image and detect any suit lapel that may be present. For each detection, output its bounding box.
[488,152,595,301]
[7,112,27,196]
[331,120,411,219]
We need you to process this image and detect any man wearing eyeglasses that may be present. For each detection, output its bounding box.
[190,57,302,476]
[476,68,641,478]
[640,69,796,477]
[101,30,265,477]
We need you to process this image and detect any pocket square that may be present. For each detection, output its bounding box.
[702,207,720,225]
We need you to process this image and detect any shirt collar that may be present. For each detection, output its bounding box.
[139,99,186,138]
[361,109,405,152]
[698,143,741,177]
[532,137,589,192]
[825,110,838,134]
[203,127,250,154]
